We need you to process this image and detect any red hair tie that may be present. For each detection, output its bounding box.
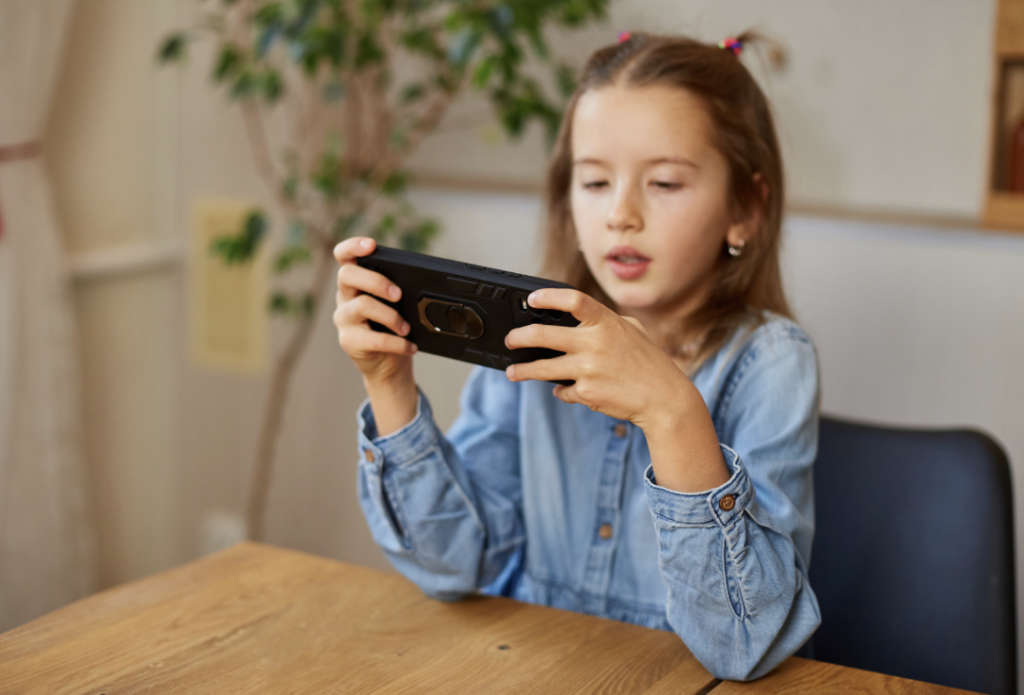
[718,37,743,56]
[617,31,631,44]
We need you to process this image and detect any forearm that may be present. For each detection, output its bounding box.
[660,516,820,681]
[641,376,730,493]
[643,449,820,681]
[363,365,418,438]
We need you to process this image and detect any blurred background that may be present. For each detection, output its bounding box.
[2,0,1023,679]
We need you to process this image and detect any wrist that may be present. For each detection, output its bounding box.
[640,373,730,493]
[363,372,419,439]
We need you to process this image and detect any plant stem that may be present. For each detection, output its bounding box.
[246,244,336,541]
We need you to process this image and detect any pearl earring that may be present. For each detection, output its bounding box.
[727,239,746,257]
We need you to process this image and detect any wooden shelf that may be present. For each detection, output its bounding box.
[983,0,1024,231]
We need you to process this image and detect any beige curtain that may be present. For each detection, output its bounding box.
[0,0,96,631]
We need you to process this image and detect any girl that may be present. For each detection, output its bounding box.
[332,31,820,681]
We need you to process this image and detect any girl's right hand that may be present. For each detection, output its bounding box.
[333,237,418,385]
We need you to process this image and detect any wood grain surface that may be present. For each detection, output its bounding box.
[0,542,713,695]
[0,542,980,695]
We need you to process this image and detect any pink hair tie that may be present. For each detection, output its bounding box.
[617,31,632,44]
[718,37,743,56]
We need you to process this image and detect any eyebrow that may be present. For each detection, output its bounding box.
[572,156,700,169]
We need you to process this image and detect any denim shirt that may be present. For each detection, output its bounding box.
[355,313,821,681]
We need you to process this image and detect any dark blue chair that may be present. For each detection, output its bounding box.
[807,416,1016,695]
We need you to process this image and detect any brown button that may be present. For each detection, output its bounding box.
[719,495,735,512]
[614,424,627,437]
[364,448,376,463]
[598,524,613,540]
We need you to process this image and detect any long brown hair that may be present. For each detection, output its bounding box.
[540,31,791,371]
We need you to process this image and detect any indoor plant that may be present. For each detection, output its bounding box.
[159,0,609,541]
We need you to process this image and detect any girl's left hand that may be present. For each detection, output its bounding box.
[503,288,689,430]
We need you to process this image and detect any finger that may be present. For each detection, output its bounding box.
[338,324,417,357]
[552,383,583,406]
[334,236,376,264]
[505,354,572,384]
[526,288,604,325]
[505,322,576,353]
[338,260,402,304]
[339,293,411,337]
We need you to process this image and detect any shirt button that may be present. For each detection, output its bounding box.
[364,448,376,463]
[614,424,627,437]
[598,523,613,540]
[719,495,735,511]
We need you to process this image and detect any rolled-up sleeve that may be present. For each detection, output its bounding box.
[356,366,525,600]
[643,326,821,681]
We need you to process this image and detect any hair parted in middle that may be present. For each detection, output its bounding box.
[540,31,791,372]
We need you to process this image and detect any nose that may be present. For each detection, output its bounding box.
[607,184,642,232]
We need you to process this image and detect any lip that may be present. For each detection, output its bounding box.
[606,245,650,261]
[606,245,651,280]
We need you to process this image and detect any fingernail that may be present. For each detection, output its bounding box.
[389,285,401,300]
[410,343,418,354]
[361,238,373,248]
[528,291,539,306]
[506,365,515,379]
[401,321,410,334]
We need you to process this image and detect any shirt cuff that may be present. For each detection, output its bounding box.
[643,443,753,527]
[356,385,439,470]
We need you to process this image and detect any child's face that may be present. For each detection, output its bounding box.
[570,83,748,331]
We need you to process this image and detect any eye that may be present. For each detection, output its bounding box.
[582,180,608,191]
[651,181,682,191]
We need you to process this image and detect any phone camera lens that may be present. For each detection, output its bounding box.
[519,298,528,311]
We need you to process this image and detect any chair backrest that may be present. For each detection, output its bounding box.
[809,417,1016,695]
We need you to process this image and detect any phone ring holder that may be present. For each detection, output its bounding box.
[417,297,484,339]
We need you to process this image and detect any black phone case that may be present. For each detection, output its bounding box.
[357,245,580,386]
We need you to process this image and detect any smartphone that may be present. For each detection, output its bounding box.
[356,245,580,386]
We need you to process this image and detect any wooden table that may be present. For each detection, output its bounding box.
[0,542,976,694]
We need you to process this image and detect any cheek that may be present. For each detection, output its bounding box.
[570,189,602,237]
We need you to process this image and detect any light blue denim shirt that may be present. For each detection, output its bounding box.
[355,312,821,681]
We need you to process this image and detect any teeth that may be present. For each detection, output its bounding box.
[614,256,646,264]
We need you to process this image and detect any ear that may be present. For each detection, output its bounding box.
[725,173,768,248]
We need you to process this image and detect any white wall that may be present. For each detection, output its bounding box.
[409,0,995,219]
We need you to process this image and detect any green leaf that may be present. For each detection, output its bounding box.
[312,150,342,199]
[243,210,268,251]
[231,70,259,99]
[381,171,411,196]
[208,209,267,265]
[256,25,281,58]
[273,245,312,274]
[399,83,425,105]
[447,28,482,68]
[471,54,496,89]
[254,3,285,26]
[555,63,577,100]
[214,45,242,81]
[282,175,299,202]
[398,218,439,253]
[261,69,284,103]
[526,25,549,61]
[269,292,291,314]
[487,5,515,41]
[157,33,188,64]
[354,32,385,69]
